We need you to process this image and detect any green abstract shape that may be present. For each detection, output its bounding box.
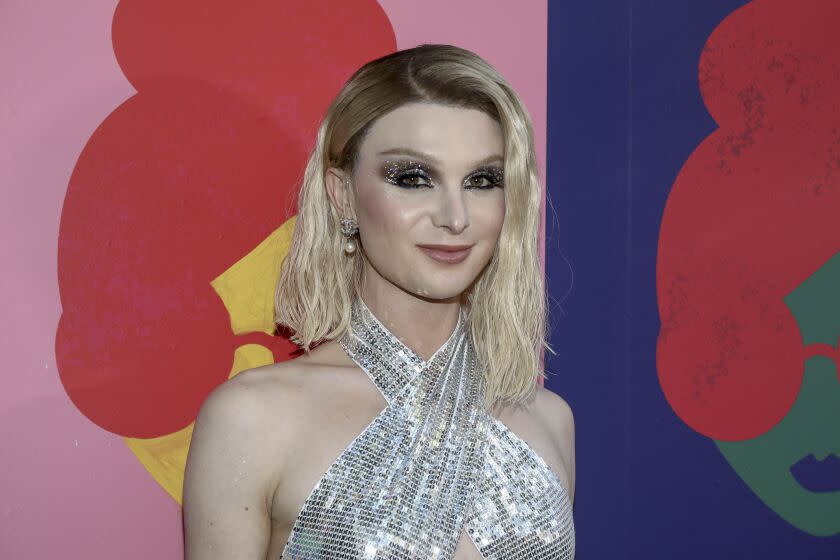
[715,251,840,537]
[785,251,840,348]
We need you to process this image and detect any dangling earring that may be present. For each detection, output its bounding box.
[340,217,358,254]
[339,177,358,255]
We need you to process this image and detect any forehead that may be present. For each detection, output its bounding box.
[360,102,504,163]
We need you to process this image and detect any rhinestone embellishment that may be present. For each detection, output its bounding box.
[280,297,575,559]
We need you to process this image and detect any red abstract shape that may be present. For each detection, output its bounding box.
[56,0,396,438]
[657,0,840,441]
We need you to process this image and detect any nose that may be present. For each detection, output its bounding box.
[431,186,470,234]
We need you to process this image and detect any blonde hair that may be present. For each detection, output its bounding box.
[275,43,549,408]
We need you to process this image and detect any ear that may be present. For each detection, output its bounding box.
[325,166,355,218]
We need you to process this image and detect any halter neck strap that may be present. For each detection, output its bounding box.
[339,296,470,405]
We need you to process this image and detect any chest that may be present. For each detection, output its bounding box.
[266,385,569,559]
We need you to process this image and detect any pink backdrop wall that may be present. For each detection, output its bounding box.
[0,1,546,557]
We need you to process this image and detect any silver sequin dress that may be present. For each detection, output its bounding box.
[281,297,575,559]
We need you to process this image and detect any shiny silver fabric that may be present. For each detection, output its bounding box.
[281,297,575,559]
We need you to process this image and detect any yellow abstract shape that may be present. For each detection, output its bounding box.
[123,216,297,504]
[213,216,297,336]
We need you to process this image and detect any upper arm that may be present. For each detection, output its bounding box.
[537,389,576,504]
[183,376,275,559]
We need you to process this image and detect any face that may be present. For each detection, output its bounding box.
[716,252,840,536]
[329,102,506,301]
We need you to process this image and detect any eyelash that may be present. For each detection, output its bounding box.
[384,162,504,190]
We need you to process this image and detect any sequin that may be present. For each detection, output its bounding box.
[280,297,575,559]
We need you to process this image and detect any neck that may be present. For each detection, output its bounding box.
[357,273,463,363]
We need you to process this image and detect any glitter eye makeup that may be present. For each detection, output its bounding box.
[465,166,504,189]
[383,160,433,189]
[382,159,504,190]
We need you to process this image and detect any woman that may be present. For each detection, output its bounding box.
[183,43,576,559]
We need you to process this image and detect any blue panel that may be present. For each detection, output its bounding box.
[545,1,840,558]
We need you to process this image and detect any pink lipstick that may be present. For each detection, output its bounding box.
[417,244,473,264]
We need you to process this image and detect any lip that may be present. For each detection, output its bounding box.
[790,453,840,493]
[417,244,474,264]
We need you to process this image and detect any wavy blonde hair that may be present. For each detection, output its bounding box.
[275,43,549,408]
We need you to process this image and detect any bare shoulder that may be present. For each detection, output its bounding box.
[223,359,316,417]
[208,349,355,435]
[200,364,290,415]
[183,350,349,553]
[532,386,576,501]
[188,353,343,489]
[195,360,312,439]
[185,360,315,496]
[532,386,575,444]
[183,361,316,558]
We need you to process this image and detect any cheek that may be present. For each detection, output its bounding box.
[472,194,506,238]
[357,187,420,238]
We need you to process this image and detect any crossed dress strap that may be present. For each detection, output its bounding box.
[280,297,575,559]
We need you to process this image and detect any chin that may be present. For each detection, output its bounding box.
[419,290,465,301]
[407,273,482,301]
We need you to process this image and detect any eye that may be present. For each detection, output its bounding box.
[465,174,494,189]
[465,169,504,190]
[383,160,434,189]
[394,171,432,189]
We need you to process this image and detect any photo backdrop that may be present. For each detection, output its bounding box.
[0,1,546,558]
[1,1,838,559]
[546,0,839,558]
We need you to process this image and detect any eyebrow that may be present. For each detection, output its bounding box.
[377,148,504,167]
